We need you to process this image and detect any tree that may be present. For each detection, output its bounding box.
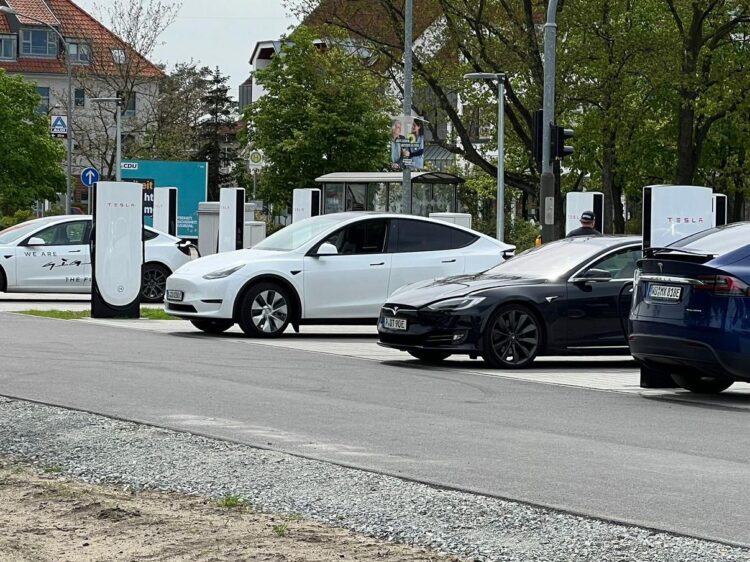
[135,62,211,161]
[0,70,65,216]
[194,67,239,200]
[69,0,180,179]
[244,26,394,208]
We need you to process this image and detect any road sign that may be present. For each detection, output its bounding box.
[50,115,68,139]
[80,167,100,187]
[248,150,265,170]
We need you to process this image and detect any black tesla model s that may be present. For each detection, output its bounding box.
[378,236,642,368]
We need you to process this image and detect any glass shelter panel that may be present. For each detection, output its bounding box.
[344,184,367,211]
[324,184,344,214]
[367,182,388,212]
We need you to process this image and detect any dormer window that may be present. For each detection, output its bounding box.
[21,29,58,58]
[111,48,126,64]
[67,41,91,64]
[0,35,16,60]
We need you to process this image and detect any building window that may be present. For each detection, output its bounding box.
[75,88,85,107]
[111,48,126,64]
[36,86,50,114]
[117,91,136,117]
[67,41,91,64]
[21,29,58,57]
[0,35,16,60]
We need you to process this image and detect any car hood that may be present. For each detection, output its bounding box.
[173,248,287,276]
[387,273,546,307]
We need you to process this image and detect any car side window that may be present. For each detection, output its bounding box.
[320,220,388,255]
[393,219,478,253]
[32,221,89,246]
[586,247,643,280]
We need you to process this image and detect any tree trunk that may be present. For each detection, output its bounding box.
[676,102,698,184]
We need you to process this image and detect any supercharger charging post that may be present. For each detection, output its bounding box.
[153,187,178,236]
[565,192,604,234]
[218,187,245,253]
[292,188,321,223]
[639,184,714,388]
[90,181,144,319]
[713,194,728,227]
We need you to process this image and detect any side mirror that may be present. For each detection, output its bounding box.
[502,249,515,260]
[316,242,339,256]
[573,268,612,283]
[26,237,46,246]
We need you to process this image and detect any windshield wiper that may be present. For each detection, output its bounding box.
[647,246,717,258]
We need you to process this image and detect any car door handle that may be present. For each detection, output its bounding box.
[442,259,456,263]
[370,262,385,266]
[70,250,81,253]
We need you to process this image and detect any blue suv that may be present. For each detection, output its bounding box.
[629,223,750,393]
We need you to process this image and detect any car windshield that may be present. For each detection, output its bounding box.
[254,215,355,252]
[485,238,616,279]
[0,218,57,245]
[667,222,750,256]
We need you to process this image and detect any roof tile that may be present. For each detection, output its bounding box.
[6,0,60,26]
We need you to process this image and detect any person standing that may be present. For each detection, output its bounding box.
[566,210,602,237]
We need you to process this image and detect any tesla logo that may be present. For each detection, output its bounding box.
[117,285,124,292]
[382,306,399,315]
[106,202,136,208]
[667,217,704,224]
[657,262,664,273]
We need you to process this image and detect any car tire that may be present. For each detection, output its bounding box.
[408,350,451,363]
[482,304,542,369]
[671,373,734,394]
[237,282,292,338]
[141,263,171,303]
[190,319,234,334]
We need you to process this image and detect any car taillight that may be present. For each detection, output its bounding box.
[695,274,750,296]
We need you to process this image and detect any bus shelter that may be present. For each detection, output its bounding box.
[315,172,465,217]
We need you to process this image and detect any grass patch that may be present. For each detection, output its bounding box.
[272,523,289,537]
[18,308,180,320]
[43,465,63,474]
[216,494,247,509]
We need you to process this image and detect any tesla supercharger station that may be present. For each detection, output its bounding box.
[565,192,604,234]
[218,187,245,253]
[642,185,713,249]
[91,181,144,319]
[639,185,714,388]
[292,188,321,223]
[153,187,178,236]
[713,194,728,227]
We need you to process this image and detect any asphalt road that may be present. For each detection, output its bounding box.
[1,312,748,546]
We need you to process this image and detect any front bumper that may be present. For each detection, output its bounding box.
[377,305,483,354]
[164,274,235,319]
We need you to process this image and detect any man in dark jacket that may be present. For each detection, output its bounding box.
[566,210,602,237]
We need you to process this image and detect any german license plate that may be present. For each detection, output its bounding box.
[649,284,682,301]
[166,290,184,302]
[383,317,407,331]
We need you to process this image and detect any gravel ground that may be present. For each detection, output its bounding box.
[0,396,747,562]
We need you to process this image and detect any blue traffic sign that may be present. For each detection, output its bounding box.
[81,167,100,187]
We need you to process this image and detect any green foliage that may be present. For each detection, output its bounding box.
[0,70,65,216]
[216,494,247,509]
[272,523,289,537]
[18,308,179,320]
[245,26,395,209]
[0,209,35,230]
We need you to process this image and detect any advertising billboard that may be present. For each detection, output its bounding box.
[121,160,208,239]
[390,114,425,171]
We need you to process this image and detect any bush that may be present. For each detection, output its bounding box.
[0,209,35,230]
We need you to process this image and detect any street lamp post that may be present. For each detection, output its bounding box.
[464,72,507,242]
[540,0,560,243]
[0,6,73,214]
[90,98,123,181]
[401,0,414,215]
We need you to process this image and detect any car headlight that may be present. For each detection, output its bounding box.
[427,296,486,311]
[202,264,245,280]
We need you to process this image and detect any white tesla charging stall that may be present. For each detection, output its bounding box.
[153,187,178,236]
[292,188,321,223]
[565,192,604,234]
[91,181,144,319]
[218,188,245,253]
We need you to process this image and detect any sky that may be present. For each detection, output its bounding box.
[74,0,298,97]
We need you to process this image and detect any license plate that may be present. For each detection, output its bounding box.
[166,290,184,302]
[383,317,407,331]
[649,284,682,301]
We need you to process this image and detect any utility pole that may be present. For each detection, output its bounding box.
[540,0,559,243]
[401,0,413,214]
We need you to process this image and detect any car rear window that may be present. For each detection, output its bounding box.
[669,222,750,255]
[392,219,478,253]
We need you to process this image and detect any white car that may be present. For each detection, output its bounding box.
[166,212,515,336]
[0,215,198,303]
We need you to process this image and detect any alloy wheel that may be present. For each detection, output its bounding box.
[142,266,168,302]
[489,307,540,367]
[250,290,288,333]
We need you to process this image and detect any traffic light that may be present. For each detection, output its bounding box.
[552,125,574,160]
[531,110,543,169]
